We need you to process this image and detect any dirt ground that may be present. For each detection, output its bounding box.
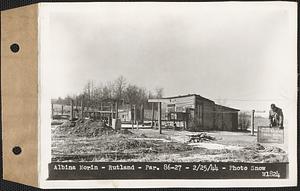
[52,121,288,163]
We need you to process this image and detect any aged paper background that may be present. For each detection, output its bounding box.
[1,2,296,189]
[1,4,39,187]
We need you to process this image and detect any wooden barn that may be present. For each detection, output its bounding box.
[152,94,239,131]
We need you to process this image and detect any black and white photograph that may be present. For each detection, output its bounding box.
[37,2,297,188]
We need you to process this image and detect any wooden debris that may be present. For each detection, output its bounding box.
[188,133,215,143]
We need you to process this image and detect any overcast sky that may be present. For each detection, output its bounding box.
[40,2,297,114]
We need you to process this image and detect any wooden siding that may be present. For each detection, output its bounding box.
[195,96,215,130]
[169,96,196,111]
[162,95,196,122]
[214,105,239,131]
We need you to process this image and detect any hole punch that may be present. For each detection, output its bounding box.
[12,146,22,155]
[10,43,20,53]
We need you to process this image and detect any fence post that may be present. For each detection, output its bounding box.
[151,102,154,128]
[141,104,144,125]
[115,101,119,119]
[81,99,84,119]
[70,99,74,120]
[251,110,255,136]
[133,105,136,125]
[158,102,162,134]
[51,103,54,118]
[75,98,78,110]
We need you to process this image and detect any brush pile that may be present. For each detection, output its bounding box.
[54,119,115,137]
[188,133,215,143]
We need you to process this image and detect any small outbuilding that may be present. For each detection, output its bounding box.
[159,94,239,131]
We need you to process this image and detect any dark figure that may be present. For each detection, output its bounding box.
[269,104,284,128]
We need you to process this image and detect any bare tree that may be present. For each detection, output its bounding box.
[113,75,127,101]
[238,112,250,131]
[56,76,163,112]
[155,87,164,98]
[125,84,140,105]
[83,80,94,110]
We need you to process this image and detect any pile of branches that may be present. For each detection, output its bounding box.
[188,133,215,143]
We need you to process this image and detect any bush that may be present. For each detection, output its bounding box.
[238,112,250,131]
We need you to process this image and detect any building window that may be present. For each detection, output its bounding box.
[167,104,175,112]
